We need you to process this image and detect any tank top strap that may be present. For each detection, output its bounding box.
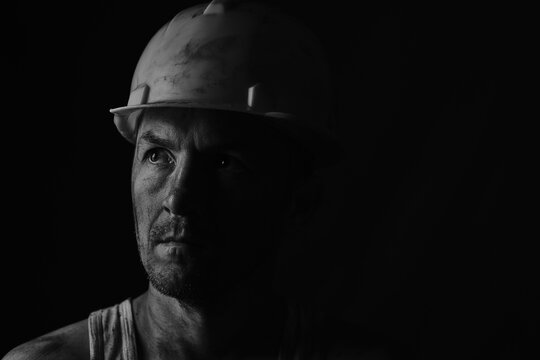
[88,298,139,360]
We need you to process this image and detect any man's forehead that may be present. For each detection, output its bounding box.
[136,108,285,149]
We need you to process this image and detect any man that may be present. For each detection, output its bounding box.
[4,1,351,359]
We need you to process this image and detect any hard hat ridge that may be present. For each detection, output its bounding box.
[203,0,250,14]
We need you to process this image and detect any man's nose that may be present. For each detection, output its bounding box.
[162,155,205,217]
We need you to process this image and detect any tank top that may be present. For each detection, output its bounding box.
[88,299,138,360]
[88,298,324,360]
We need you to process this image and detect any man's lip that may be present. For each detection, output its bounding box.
[157,237,203,247]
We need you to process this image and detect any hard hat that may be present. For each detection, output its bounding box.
[110,0,340,167]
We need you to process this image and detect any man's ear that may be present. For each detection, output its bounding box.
[285,175,323,228]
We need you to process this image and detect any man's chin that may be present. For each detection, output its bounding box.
[144,259,213,304]
[147,268,194,301]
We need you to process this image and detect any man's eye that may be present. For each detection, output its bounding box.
[215,154,246,172]
[217,155,231,168]
[146,149,174,165]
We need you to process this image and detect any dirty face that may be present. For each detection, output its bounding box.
[132,108,297,304]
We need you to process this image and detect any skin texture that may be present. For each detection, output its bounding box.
[132,108,299,306]
[2,319,90,360]
[129,108,310,360]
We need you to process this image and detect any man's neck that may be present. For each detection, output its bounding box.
[133,284,287,360]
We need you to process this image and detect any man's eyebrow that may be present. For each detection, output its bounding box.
[138,130,260,154]
[205,142,252,152]
[138,131,178,150]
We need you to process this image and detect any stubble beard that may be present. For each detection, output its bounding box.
[136,222,203,305]
[144,250,194,301]
[133,209,284,307]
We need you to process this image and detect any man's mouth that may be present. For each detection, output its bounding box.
[157,235,204,248]
[150,217,210,250]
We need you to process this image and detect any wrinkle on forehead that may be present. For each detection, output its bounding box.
[137,108,199,149]
[136,107,290,153]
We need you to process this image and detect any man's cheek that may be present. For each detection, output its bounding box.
[133,173,162,217]
[218,199,275,236]
[133,198,156,248]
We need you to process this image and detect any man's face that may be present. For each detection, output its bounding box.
[132,108,296,303]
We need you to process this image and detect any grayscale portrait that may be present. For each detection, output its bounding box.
[5,1,534,360]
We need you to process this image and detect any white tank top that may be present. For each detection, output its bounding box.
[88,299,138,360]
[87,298,322,360]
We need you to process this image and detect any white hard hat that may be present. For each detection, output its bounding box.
[111,0,340,166]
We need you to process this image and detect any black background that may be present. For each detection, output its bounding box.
[4,1,536,358]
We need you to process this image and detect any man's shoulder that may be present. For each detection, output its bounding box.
[3,319,90,360]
